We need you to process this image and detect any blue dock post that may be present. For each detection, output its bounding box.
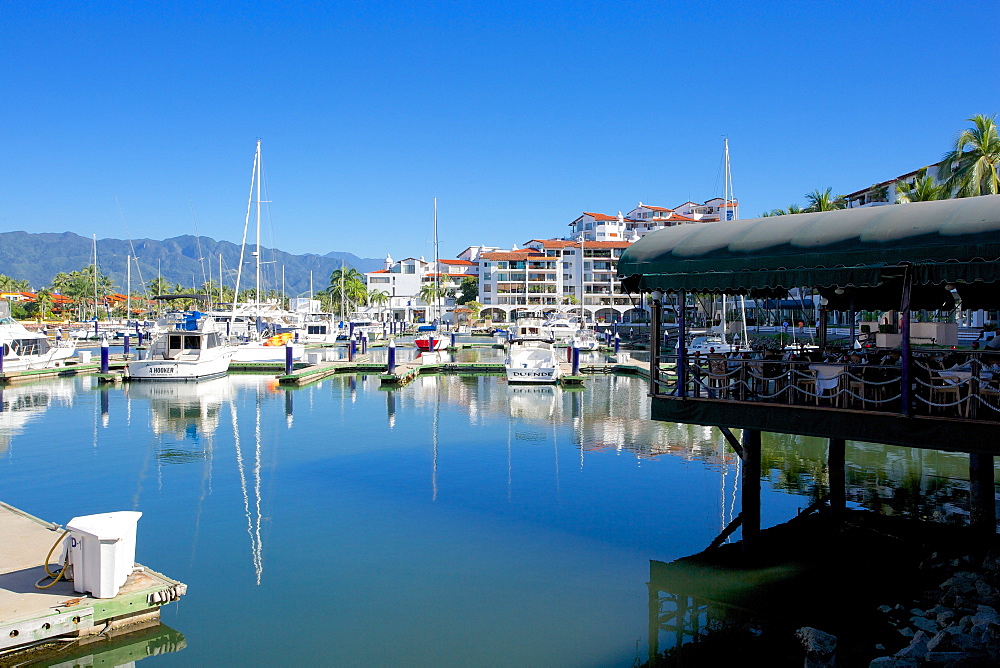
[572,341,580,376]
[56,328,62,343]
[123,334,130,358]
[450,331,456,348]
[387,338,396,373]
[614,332,620,354]
[362,332,369,354]
[348,336,356,362]
[100,339,109,373]
[285,341,294,375]
[349,322,355,339]
[94,320,99,338]
[0,344,4,374]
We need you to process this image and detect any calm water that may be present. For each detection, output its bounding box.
[0,352,992,666]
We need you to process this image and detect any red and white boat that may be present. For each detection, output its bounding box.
[415,333,448,351]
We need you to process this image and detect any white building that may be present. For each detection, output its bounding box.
[364,255,477,324]
[845,161,951,208]
[477,239,637,324]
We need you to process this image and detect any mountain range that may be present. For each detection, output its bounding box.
[0,231,384,296]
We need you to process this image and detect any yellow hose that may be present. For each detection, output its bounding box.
[34,529,71,589]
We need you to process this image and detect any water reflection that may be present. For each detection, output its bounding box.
[0,378,75,455]
[35,623,186,667]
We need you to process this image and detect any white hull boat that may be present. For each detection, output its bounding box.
[0,302,76,372]
[505,318,561,384]
[127,312,236,381]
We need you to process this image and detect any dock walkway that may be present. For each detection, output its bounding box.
[0,502,185,660]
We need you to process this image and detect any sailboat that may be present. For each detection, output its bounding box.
[415,198,448,352]
[226,140,305,363]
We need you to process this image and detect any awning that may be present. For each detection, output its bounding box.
[617,195,1000,295]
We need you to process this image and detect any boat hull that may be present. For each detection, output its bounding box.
[505,366,560,384]
[231,343,305,363]
[126,351,235,381]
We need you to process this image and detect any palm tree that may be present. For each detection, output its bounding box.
[327,266,366,317]
[765,204,806,216]
[147,277,172,297]
[941,114,1000,197]
[368,289,390,319]
[804,188,845,212]
[895,176,948,203]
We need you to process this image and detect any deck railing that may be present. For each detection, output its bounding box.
[651,354,1000,421]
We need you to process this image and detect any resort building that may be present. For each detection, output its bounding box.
[477,239,637,324]
[845,161,953,208]
[568,199,739,242]
[364,254,478,324]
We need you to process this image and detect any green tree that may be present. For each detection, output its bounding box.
[764,204,805,216]
[895,175,948,203]
[456,276,479,305]
[941,114,1000,197]
[327,266,366,316]
[367,289,390,318]
[148,277,172,296]
[804,188,845,212]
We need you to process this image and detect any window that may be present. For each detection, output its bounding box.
[371,277,390,284]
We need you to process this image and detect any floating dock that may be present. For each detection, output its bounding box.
[0,502,186,662]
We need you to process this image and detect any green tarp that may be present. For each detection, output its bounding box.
[618,195,1000,295]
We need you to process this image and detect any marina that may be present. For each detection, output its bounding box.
[0,349,996,665]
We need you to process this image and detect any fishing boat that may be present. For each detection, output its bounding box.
[505,318,561,384]
[126,311,236,381]
[0,301,76,372]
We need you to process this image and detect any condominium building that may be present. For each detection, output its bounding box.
[477,239,636,324]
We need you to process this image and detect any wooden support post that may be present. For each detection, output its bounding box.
[718,426,744,459]
[677,290,687,398]
[742,428,761,553]
[900,268,912,417]
[649,292,662,395]
[828,438,846,516]
[647,580,659,660]
[969,452,996,535]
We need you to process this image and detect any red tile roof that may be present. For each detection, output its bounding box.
[439,259,475,265]
[581,212,619,222]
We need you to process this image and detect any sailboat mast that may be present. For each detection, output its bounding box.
[126,255,131,321]
[433,197,439,324]
[92,234,99,320]
[254,139,262,313]
[232,141,259,321]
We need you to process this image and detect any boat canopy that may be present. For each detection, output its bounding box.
[617,195,1000,309]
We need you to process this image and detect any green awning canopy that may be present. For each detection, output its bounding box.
[618,195,1000,299]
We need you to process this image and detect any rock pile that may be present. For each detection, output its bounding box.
[870,549,1000,666]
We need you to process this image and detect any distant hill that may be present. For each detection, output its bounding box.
[0,231,383,296]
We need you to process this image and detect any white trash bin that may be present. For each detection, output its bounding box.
[65,511,142,598]
[77,350,92,364]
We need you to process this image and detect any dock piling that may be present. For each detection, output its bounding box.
[100,340,109,374]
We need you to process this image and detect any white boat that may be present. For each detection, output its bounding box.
[571,328,601,351]
[505,318,562,384]
[231,332,305,363]
[542,309,586,344]
[681,335,742,355]
[126,312,236,381]
[0,301,76,372]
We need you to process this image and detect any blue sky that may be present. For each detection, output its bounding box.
[2,1,996,262]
